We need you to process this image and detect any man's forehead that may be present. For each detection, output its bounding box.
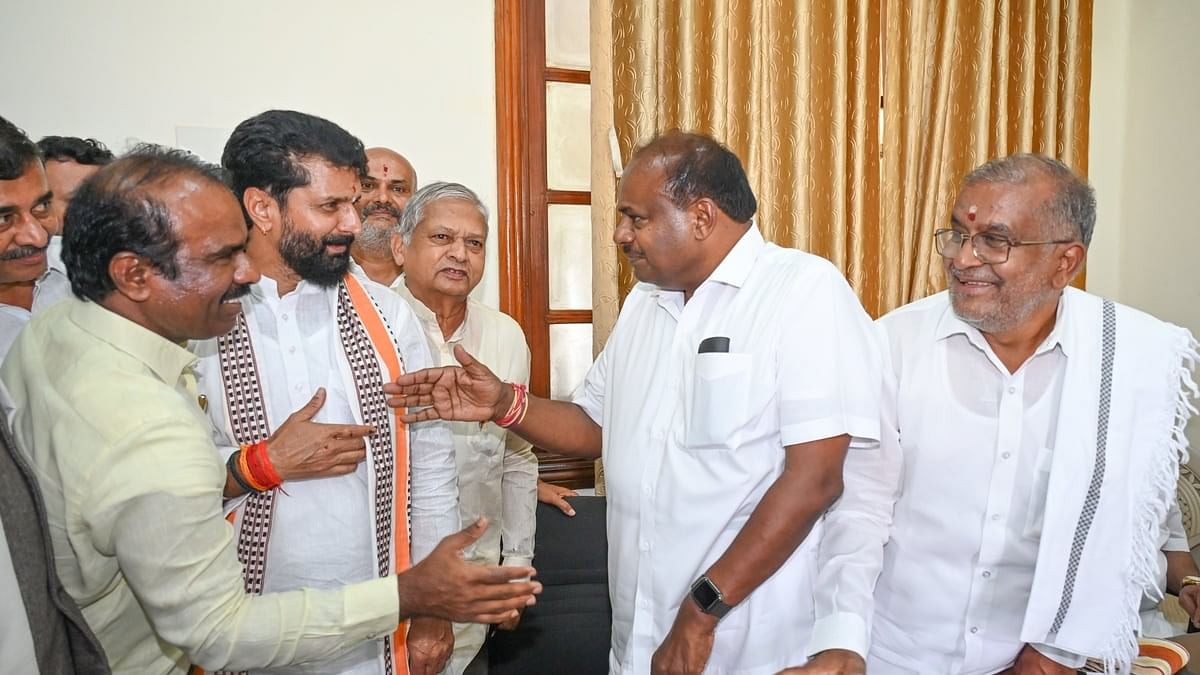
[295,158,360,194]
[0,162,50,204]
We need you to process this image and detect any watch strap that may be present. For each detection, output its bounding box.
[690,575,733,618]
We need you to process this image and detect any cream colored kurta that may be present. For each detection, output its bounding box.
[0,299,399,675]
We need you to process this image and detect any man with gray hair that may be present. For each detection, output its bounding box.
[351,147,417,288]
[799,154,1198,674]
[392,182,537,674]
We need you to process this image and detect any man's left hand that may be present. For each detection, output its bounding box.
[1180,584,1200,624]
[650,600,717,675]
[999,645,1074,675]
[407,616,455,675]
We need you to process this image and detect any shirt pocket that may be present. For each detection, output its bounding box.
[687,352,753,450]
[1023,445,1054,540]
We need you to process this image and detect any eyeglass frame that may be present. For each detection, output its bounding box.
[932,228,1076,265]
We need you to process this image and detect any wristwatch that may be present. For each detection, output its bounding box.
[1182,575,1200,588]
[690,575,733,619]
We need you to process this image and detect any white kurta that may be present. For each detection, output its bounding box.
[191,275,459,675]
[572,226,880,675]
[394,282,538,674]
[811,292,1086,674]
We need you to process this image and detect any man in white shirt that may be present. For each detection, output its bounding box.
[190,110,460,675]
[392,181,538,674]
[351,147,417,288]
[387,132,881,675]
[0,117,72,359]
[802,154,1198,674]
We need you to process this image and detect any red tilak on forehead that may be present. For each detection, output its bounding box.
[382,165,389,176]
[967,205,978,221]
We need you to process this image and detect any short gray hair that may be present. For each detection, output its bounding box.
[962,153,1097,246]
[397,181,489,246]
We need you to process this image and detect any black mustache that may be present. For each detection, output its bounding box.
[0,245,46,261]
[324,234,355,248]
[221,284,251,303]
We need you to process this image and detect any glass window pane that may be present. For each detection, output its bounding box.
[548,204,592,310]
[546,0,590,69]
[550,323,594,400]
[546,81,591,191]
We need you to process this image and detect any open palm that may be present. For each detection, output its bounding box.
[385,345,506,423]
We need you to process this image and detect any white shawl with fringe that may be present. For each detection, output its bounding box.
[1021,287,1199,673]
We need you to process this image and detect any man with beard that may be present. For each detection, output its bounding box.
[800,155,1198,674]
[0,117,72,359]
[190,110,460,675]
[351,147,417,288]
[386,132,881,675]
[37,135,115,235]
[2,145,540,675]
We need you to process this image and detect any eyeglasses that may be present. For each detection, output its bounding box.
[933,228,1075,264]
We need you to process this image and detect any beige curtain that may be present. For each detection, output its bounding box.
[884,0,1093,304]
[593,0,1092,322]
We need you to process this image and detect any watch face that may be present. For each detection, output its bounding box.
[692,579,720,608]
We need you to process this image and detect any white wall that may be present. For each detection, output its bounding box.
[1088,0,1200,450]
[0,0,502,306]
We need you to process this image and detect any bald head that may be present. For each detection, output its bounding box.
[356,147,417,256]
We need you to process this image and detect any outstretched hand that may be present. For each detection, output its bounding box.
[384,345,510,424]
[397,517,542,625]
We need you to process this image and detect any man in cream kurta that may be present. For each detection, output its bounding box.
[191,111,459,675]
[388,181,537,674]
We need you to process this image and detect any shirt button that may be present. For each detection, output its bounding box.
[639,540,651,552]
[282,313,289,321]
[982,570,992,578]
[970,626,979,634]
[288,346,296,354]
[1008,386,1016,394]
[1001,452,1011,460]
[991,514,1001,521]
[642,485,652,496]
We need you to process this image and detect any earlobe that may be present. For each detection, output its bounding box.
[243,187,277,235]
[108,252,153,303]
[390,234,406,267]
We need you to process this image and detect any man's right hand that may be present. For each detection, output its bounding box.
[266,388,375,481]
[537,479,578,517]
[778,649,865,675]
[384,345,510,424]
[397,517,541,624]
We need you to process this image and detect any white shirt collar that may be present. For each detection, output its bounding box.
[933,290,1071,360]
[651,223,765,310]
